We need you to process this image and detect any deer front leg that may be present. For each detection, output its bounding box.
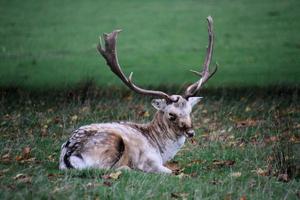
[155,165,172,174]
[138,156,172,174]
[116,166,131,171]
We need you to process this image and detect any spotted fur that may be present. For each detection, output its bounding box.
[59,95,202,173]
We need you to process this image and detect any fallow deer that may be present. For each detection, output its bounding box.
[59,16,217,173]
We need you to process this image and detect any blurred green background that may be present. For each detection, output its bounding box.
[0,0,299,90]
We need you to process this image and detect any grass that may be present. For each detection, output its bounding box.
[0,87,299,199]
[1,0,300,89]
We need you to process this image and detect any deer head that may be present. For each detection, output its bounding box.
[97,16,217,138]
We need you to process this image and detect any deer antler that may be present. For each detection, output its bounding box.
[183,16,218,99]
[97,30,177,103]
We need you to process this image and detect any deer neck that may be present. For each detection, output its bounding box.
[128,111,186,163]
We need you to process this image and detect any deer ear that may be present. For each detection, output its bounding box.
[188,97,203,107]
[151,99,167,110]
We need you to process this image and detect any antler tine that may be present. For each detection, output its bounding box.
[184,16,217,99]
[97,30,176,102]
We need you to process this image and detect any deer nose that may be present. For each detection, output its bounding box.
[185,129,195,138]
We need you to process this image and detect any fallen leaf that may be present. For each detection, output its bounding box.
[189,138,198,145]
[142,111,150,117]
[236,119,260,128]
[0,168,10,177]
[254,168,269,176]
[71,115,78,122]
[190,172,198,178]
[212,160,235,167]
[171,192,189,199]
[13,173,26,180]
[264,136,279,144]
[240,195,247,200]
[245,106,251,112]
[209,179,222,185]
[1,153,11,162]
[165,161,182,174]
[101,174,110,180]
[224,193,232,200]
[123,94,132,101]
[15,155,23,161]
[102,171,122,180]
[176,173,189,179]
[22,157,36,163]
[186,159,204,167]
[53,116,61,124]
[22,147,31,159]
[277,173,289,182]
[85,182,102,188]
[13,173,32,183]
[103,181,112,187]
[229,172,241,177]
[47,173,62,179]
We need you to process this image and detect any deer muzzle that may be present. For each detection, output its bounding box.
[185,129,195,138]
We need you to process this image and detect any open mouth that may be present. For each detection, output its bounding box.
[184,129,195,138]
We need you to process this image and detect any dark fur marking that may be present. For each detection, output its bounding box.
[63,140,84,169]
[110,135,125,168]
[63,141,74,168]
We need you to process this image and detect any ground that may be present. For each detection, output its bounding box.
[0,87,299,199]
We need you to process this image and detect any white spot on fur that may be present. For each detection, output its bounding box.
[161,136,186,163]
[69,156,86,169]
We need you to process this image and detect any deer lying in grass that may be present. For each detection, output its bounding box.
[59,16,217,173]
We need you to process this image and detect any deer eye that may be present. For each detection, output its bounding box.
[168,113,177,121]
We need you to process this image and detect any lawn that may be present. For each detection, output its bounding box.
[1,0,300,199]
[0,88,299,199]
[0,0,300,89]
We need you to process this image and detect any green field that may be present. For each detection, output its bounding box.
[0,88,299,199]
[1,0,300,89]
[1,1,300,199]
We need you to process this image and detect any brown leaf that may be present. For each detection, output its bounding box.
[224,193,232,200]
[264,136,279,144]
[236,119,260,128]
[209,179,222,185]
[53,116,61,124]
[71,115,78,122]
[13,173,32,183]
[190,172,198,178]
[85,182,102,188]
[109,171,122,179]
[176,173,190,179]
[101,174,111,180]
[239,195,247,200]
[22,147,31,159]
[165,161,182,174]
[186,159,204,167]
[103,181,112,187]
[212,160,235,167]
[171,192,189,199]
[1,153,11,162]
[15,155,23,161]
[102,171,122,180]
[254,168,269,176]
[277,173,289,182]
[229,172,241,177]
[0,168,10,177]
[189,138,198,145]
[47,173,62,179]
